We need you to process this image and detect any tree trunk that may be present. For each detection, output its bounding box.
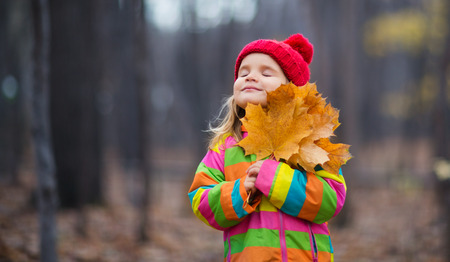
[48,0,102,209]
[31,0,59,261]
[0,0,29,184]
[133,0,152,242]
[432,2,450,259]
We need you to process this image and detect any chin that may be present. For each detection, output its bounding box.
[243,100,266,108]
[243,98,265,107]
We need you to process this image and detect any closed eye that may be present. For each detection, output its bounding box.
[239,69,249,77]
[262,70,273,77]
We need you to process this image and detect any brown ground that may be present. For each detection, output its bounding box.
[0,164,446,262]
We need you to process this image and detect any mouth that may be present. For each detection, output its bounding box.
[242,86,262,91]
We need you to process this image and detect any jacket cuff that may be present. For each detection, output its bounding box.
[254,159,280,197]
[241,175,261,211]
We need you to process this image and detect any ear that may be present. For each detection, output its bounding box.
[284,34,313,65]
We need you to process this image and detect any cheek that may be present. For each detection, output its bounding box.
[233,80,243,95]
[266,79,284,92]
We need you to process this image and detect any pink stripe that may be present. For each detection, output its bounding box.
[224,231,231,261]
[255,160,279,196]
[198,189,226,231]
[225,210,329,237]
[227,211,279,237]
[201,136,237,174]
[308,223,318,261]
[202,150,224,173]
[323,178,347,217]
[281,213,329,234]
[279,212,287,262]
[224,135,238,148]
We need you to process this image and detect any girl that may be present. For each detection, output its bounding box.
[188,34,347,262]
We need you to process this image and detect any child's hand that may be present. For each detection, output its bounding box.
[244,160,264,194]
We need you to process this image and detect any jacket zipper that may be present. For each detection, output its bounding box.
[308,222,318,262]
[279,211,287,262]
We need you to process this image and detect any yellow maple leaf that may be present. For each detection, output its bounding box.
[238,82,351,175]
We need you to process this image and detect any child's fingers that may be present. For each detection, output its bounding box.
[246,176,257,183]
[246,166,259,177]
[246,160,264,176]
[244,176,257,192]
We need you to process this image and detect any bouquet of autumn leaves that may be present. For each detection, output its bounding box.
[238,82,352,175]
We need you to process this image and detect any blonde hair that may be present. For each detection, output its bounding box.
[207,96,245,149]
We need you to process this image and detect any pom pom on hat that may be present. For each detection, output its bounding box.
[235,34,314,86]
[283,34,313,65]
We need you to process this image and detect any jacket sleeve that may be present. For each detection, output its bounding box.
[187,141,259,231]
[255,159,346,224]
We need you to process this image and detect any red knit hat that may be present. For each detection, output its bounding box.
[234,34,313,86]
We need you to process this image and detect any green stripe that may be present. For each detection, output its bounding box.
[224,239,229,259]
[208,182,239,228]
[228,230,331,254]
[208,182,234,227]
[313,176,337,223]
[268,163,282,200]
[230,228,280,254]
[315,234,332,253]
[195,162,224,183]
[285,231,332,253]
[285,231,311,250]
[224,147,255,167]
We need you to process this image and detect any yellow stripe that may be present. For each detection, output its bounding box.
[211,144,221,153]
[315,170,347,191]
[211,133,232,153]
[192,188,211,226]
[259,195,277,212]
[270,164,294,208]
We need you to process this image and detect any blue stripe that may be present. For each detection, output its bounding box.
[281,169,307,216]
[188,185,215,204]
[231,179,248,218]
[329,235,334,253]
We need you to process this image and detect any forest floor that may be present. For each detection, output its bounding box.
[0,161,447,262]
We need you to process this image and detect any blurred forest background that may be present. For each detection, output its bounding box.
[1,0,450,261]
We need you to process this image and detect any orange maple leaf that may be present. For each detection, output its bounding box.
[238,82,352,175]
[315,138,352,174]
[238,84,313,161]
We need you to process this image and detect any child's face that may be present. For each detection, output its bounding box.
[234,53,288,108]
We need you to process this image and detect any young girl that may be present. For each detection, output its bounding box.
[188,34,347,262]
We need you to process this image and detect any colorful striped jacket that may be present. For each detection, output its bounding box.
[188,133,347,261]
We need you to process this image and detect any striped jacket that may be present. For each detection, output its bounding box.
[188,133,347,261]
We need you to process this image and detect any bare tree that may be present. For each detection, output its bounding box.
[133,0,152,242]
[48,0,102,209]
[0,1,30,184]
[432,1,450,259]
[31,0,58,261]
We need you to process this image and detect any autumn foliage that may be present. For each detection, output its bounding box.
[238,82,352,175]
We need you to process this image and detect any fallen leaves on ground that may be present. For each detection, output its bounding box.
[0,162,446,262]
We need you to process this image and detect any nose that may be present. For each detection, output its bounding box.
[245,72,258,82]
